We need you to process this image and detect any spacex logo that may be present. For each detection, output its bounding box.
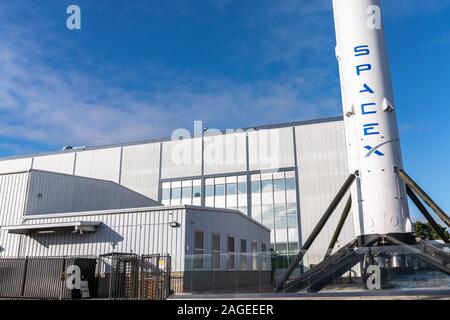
[363,140,396,158]
[364,145,384,157]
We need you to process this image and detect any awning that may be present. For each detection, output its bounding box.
[2,221,101,235]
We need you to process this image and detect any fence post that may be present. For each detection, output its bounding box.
[20,257,29,298]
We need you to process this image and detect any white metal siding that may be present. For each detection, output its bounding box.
[248,127,295,171]
[203,131,247,175]
[161,138,202,179]
[185,208,270,272]
[0,172,29,257]
[0,158,32,174]
[295,121,355,267]
[120,143,161,199]
[0,172,29,226]
[15,208,186,271]
[32,153,75,175]
[25,170,158,216]
[74,148,121,183]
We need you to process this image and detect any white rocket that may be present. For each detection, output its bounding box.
[332,0,412,238]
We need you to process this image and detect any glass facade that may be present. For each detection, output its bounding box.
[251,171,299,254]
[204,175,248,214]
[160,170,299,263]
[161,179,201,206]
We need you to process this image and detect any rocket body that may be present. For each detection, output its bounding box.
[332,0,411,236]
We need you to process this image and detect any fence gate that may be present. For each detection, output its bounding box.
[97,253,171,300]
[140,254,171,300]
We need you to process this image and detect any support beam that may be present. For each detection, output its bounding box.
[406,185,450,243]
[285,236,380,293]
[398,169,450,227]
[324,195,352,259]
[386,235,450,275]
[274,171,358,292]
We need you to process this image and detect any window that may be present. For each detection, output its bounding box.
[192,179,202,205]
[261,179,273,195]
[212,233,221,270]
[261,178,273,237]
[238,180,247,194]
[240,239,248,270]
[262,204,274,231]
[251,241,258,271]
[161,188,171,206]
[261,242,268,270]
[251,180,261,193]
[274,243,289,269]
[274,203,288,244]
[237,175,248,215]
[205,185,215,197]
[273,179,285,192]
[226,183,237,196]
[205,180,215,207]
[227,236,235,270]
[181,186,192,205]
[170,187,181,205]
[226,182,237,210]
[215,183,226,208]
[251,175,262,223]
[215,184,225,196]
[287,203,299,244]
[194,231,204,270]
[285,177,296,190]
[193,186,201,198]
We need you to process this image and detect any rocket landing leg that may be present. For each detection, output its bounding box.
[275,170,450,293]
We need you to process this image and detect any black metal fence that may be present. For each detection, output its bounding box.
[0,256,96,299]
[0,254,171,300]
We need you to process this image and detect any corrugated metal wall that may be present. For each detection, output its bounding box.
[75,148,122,183]
[160,137,202,179]
[0,158,32,174]
[203,131,247,175]
[185,207,270,271]
[295,121,355,267]
[15,207,187,271]
[0,172,29,256]
[120,143,161,200]
[32,153,75,175]
[26,170,159,216]
[248,127,295,171]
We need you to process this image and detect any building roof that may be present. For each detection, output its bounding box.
[2,221,101,235]
[20,205,271,232]
[0,115,343,162]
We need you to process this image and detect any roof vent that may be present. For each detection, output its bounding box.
[62,146,86,151]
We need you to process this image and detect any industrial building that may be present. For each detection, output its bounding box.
[0,116,355,281]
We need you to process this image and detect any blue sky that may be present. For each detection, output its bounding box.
[0,0,449,221]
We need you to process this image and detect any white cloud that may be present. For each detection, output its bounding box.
[0,35,339,150]
[0,0,357,154]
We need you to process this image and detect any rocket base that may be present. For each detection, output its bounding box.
[357,233,416,246]
[282,234,450,293]
[274,169,450,293]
